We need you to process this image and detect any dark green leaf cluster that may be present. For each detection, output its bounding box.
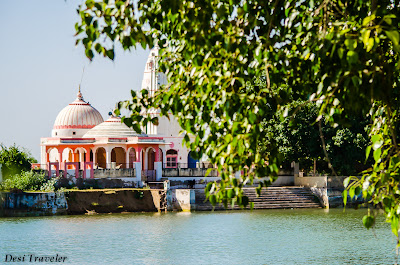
[76,0,400,237]
[264,100,371,175]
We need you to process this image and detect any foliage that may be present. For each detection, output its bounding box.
[40,177,59,192]
[0,144,37,180]
[264,100,370,175]
[0,171,47,192]
[75,0,400,238]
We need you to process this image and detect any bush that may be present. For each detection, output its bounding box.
[0,171,48,191]
[0,144,37,180]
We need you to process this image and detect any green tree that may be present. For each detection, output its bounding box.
[75,0,400,237]
[0,144,37,180]
[264,100,370,175]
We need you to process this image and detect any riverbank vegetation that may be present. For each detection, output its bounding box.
[0,171,58,192]
[0,144,37,180]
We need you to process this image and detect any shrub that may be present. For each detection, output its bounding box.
[40,177,59,192]
[0,171,47,191]
[0,144,37,180]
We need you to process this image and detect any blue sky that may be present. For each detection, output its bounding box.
[0,0,149,160]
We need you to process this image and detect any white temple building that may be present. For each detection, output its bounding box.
[38,48,198,179]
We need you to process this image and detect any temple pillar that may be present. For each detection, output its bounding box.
[155,162,162,181]
[106,147,111,169]
[126,149,130,168]
[93,148,97,167]
[78,151,83,169]
[134,162,142,187]
[143,148,148,170]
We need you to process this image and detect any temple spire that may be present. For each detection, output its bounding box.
[77,85,83,100]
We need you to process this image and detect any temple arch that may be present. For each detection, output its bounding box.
[147,148,156,170]
[96,147,106,169]
[62,148,74,162]
[128,148,137,168]
[188,151,198,168]
[111,147,126,168]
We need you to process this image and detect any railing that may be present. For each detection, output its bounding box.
[95,163,136,169]
[163,162,215,169]
[142,170,156,181]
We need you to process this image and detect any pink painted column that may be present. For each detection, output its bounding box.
[136,147,142,162]
[48,162,59,178]
[155,147,160,162]
[64,162,80,178]
[57,147,65,169]
[83,162,94,179]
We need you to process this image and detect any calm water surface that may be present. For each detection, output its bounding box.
[0,209,397,264]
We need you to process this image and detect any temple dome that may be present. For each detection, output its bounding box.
[51,90,104,137]
[82,116,146,138]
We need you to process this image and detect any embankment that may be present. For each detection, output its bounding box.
[0,189,165,217]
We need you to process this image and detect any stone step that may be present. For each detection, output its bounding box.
[195,204,321,211]
[193,186,321,210]
[196,196,319,201]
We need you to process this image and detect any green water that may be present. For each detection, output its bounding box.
[0,209,397,264]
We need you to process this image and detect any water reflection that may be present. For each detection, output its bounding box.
[0,209,396,264]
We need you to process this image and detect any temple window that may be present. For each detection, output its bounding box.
[166,149,178,168]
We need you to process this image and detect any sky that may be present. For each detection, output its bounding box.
[0,0,150,160]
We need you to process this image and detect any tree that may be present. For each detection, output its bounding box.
[75,0,400,237]
[264,100,371,176]
[0,144,37,180]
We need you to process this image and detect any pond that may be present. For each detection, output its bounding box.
[0,208,397,264]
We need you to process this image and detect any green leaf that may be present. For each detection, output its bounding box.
[366,38,374,52]
[365,145,371,162]
[386,30,400,46]
[132,123,141,133]
[392,216,399,236]
[373,148,382,163]
[363,215,375,229]
[227,189,235,198]
[343,177,351,188]
[106,49,115,60]
[346,51,358,65]
[209,194,217,206]
[85,49,94,60]
[349,186,355,199]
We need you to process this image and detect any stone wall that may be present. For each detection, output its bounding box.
[294,176,364,208]
[0,192,68,217]
[166,189,195,211]
[93,168,136,178]
[162,168,218,177]
[65,189,163,214]
[56,177,137,189]
[0,189,167,217]
[294,176,327,188]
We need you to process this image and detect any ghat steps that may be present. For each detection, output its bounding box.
[194,187,322,211]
